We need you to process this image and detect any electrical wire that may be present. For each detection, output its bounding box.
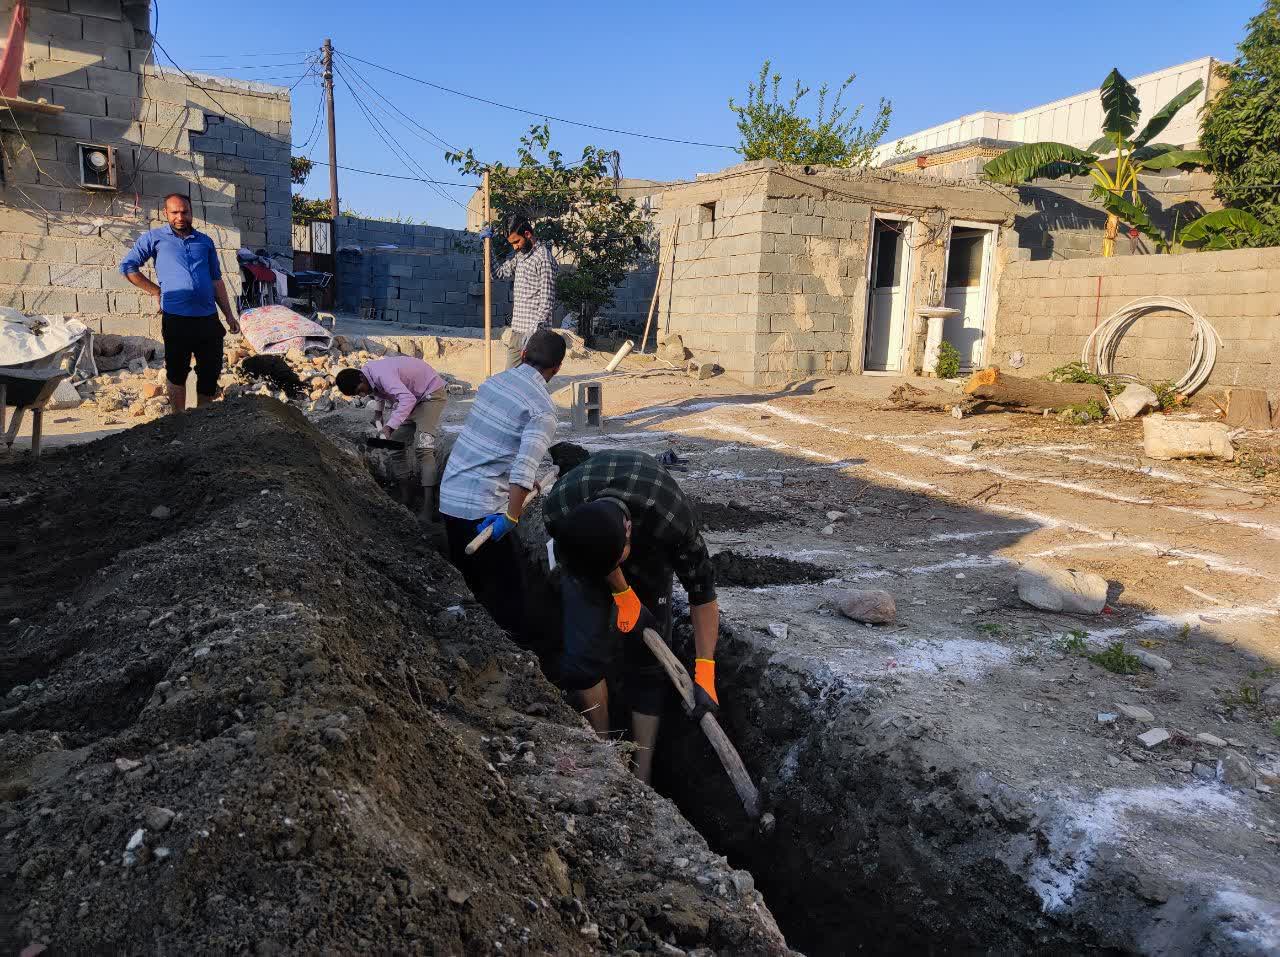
[307,159,473,188]
[153,36,256,128]
[334,53,459,153]
[332,63,470,211]
[190,51,311,59]
[338,49,740,151]
[292,86,326,151]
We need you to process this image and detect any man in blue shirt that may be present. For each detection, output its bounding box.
[120,193,239,410]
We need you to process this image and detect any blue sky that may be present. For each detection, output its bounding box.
[159,0,1262,229]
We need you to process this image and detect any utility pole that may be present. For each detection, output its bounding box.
[322,38,339,303]
[482,169,492,378]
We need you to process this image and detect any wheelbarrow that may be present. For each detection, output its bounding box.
[1,366,72,460]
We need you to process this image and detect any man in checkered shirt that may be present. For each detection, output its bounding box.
[481,215,558,370]
[543,449,720,784]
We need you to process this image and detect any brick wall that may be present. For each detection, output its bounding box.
[0,0,291,337]
[991,248,1280,392]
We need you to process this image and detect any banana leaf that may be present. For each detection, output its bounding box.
[1100,69,1140,138]
[1137,149,1210,171]
[1094,188,1168,250]
[983,142,1097,184]
[1175,208,1263,246]
[1087,134,1117,155]
[1133,79,1204,147]
[1130,143,1180,163]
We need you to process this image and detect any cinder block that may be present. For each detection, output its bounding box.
[24,287,77,313]
[0,260,49,284]
[51,86,108,116]
[48,38,128,71]
[27,7,82,41]
[80,13,134,46]
[76,290,109,312]
[49,263,101,288]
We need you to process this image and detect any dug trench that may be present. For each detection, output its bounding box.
[0,401,789,954]
[501,446,1280,955]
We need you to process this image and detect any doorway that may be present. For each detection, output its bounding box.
[941,224,996,371]
[863,218,912,372]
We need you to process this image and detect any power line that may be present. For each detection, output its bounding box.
[186,61,309,71]
[337,49,741,151]
[332,63,471,211]
[334,52,459,153]
[292,85,326,150]
[307,159,473,187]
[190,51,311,58]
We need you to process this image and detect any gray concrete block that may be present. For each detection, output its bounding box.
[0,260,49,284]
[52,86,108,117]
[49,263,102,288]
[28,7,82,41]
[24,287,77,313]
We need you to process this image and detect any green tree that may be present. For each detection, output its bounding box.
[1201,0,1280,247]
[983,69,1211,255]
[730,60,891,167]
[290,156,330,224]
[446,124,652,339]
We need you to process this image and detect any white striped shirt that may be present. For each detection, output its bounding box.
[438,363,558,520]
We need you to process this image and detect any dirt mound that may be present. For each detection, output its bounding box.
[692,500,785,532]
[710,551,832,587]
[0,399,790,954]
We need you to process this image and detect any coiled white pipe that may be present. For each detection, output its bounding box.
[1081,296,1221,396]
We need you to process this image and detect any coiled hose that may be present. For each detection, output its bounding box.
[1081,296,1221,396]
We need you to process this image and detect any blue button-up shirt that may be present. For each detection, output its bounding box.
[119,225,222,317]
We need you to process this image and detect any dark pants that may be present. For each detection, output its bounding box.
[558,554,673,716]
[444,515,527,641]
[162,312,224,396]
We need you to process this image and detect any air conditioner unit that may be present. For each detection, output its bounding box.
[77,143,117,191]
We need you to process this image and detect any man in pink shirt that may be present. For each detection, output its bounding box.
[336,355,448,518]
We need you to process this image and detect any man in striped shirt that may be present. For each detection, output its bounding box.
[438,329,566,640]
[481,216,558,370]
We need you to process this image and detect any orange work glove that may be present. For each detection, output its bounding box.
[694,658,718,705]
[612,586,642,633]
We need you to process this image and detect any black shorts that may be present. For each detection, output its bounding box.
[559,557,674,716]
[162,312,224,395]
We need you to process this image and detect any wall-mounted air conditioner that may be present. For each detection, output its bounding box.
[77,143,117,191]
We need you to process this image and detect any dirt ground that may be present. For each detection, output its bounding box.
[0,397,788,955]
[7,328,1280,952]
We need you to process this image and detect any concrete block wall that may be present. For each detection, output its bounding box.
[657,161,1017,384]
[0,0,291,337]
[991,248,1280,392]
[335,215,655,331]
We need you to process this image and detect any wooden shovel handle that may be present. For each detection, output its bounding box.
[463,468,557,556]
[641,628,762,821]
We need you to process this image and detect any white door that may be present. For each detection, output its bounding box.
[864,221,907,372]
[942,226,993,370]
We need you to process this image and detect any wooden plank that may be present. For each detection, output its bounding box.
[0,95,64,116]
[1224,387,1272,431]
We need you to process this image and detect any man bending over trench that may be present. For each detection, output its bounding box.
[543,449,720,784]
[438,329,565,641]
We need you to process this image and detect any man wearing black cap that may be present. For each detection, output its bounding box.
[542,449,719,783]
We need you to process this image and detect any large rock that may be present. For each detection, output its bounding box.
[94,334,158,373]
[1016,559,1108,614]
[836,589,897,624]
[658,332,688,364]
[1111,383,1158,421]
[1142,418,1235,461]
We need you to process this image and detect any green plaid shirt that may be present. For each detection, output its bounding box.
[543,450,717,606]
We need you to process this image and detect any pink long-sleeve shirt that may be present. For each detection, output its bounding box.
[362,355,446,431]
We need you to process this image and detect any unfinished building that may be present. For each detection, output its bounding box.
[652,160,1018,385]
[0,0,292,338]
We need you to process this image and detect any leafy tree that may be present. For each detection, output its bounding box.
[290,156,330,224]
[984,69,1211,255]
[446,124,652,339]
[1201,0,1280,247]
[730,60,891,168]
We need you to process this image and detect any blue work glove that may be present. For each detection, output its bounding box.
[477,226,494,240]
[476,510,517,542]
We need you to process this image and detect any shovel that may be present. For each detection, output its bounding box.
[641,627,773,833]
[365,436,406,450]
[463,467,559,556]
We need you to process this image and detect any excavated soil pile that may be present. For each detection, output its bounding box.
[0,399,789,955]
[692,501,785,533]
[709,552,831,588]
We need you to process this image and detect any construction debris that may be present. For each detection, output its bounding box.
[1015,559,1108,614]
[1111,383,1158,421]
[1142,417,1235,461]
[836,589,897,625]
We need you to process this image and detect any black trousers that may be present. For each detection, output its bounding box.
[443,515,528,641]
[558,555,673,716]
[162,312,224,395]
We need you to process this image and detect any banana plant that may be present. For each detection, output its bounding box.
[984,69,1209,255]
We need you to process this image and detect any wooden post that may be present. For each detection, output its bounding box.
[482,169,493,378]
[322,39,340,303]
